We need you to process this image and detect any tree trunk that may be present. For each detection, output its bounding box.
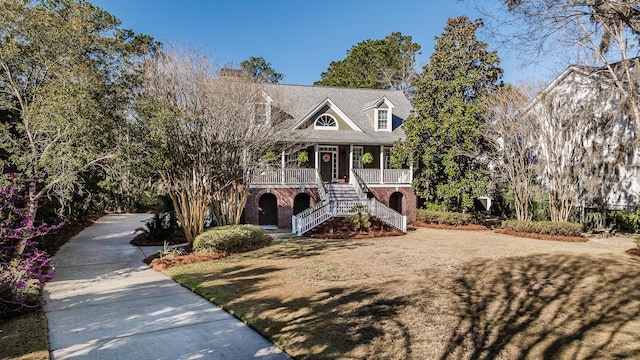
[15,180,39,256]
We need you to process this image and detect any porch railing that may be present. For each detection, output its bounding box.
[353,169,412,184]
[292,201,332,236]
[252,168,316,185]
[369,198,407,232]
[315,169,327,201]
[292,198,407,235]
[349,169,368,200]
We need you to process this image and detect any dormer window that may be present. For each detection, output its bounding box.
[314,114,338,130]
[253,91,273,125]
[253,102,270,124]
[366,96,394,132]
[377,110,388,130]
[375,108,392,131]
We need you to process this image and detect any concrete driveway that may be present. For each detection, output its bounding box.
[44,213,290,360]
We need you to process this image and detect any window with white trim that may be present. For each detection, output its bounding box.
[353,146,364,169]
[253,102,269,124]
[384,147,392,169]
[377,110,388,130]
[314,114,338,130]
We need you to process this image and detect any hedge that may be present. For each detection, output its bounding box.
[193,224,266,253]
[415,209,480,226]
[610,210,640,233]
[502,220,583,237]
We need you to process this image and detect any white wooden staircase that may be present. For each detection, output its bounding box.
[326,184,360,201]
[291,170,407,236]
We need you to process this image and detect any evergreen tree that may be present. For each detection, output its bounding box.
[240,56,283,83]
[0,0,158,219]
[315,32,421,95]
[393,16,503,211]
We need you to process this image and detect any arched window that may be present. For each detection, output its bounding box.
[314,114,338,130]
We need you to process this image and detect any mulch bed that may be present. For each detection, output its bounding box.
[42,212,106,256]
[306,217,404,239]
[129,232,187,246]
[495,229,588,242]
[144,235,274,271]
[410,220,489,231]
[625,248,640,256]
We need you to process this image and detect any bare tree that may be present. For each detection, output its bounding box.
[138,46,293,243]
[481,0,640,132]
[485,84,537,220]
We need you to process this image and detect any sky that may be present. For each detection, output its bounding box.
[90,0,559,86]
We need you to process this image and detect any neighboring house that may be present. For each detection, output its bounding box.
[244,84,416,234]
[525,62,640,210]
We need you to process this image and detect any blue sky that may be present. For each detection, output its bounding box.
[92,0,557,85]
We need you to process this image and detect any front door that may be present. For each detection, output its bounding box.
[320,152,333,182]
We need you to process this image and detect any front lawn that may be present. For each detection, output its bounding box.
[0,310,49,360]
[164,228,640,359]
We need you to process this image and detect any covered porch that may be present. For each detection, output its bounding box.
[252,144,413,186]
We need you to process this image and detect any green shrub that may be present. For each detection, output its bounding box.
[348,204,371,231]
[502,220,583,236]
[135,212,177,240]
[416,209,479,226]
[193,224,266,253]
[583,211,606,231]
[610,210,640,233]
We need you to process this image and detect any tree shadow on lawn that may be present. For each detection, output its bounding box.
[170,264,412,359]
[260,237,371,260]
[170,251,640,359]
[440,253,640,360]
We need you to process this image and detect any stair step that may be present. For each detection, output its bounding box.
[325,183,361,201]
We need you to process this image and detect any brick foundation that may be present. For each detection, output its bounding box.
[246,187,321,228]
[368,186,417,221]
[245,185,416,228]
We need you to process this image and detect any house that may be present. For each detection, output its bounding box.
[243,84,417,234]
[524,62,640,210]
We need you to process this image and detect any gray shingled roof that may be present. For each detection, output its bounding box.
[265,84,412,145]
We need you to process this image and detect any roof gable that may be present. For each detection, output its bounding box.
[263,84,412,145]
[362,95,395,111]
[292,97,363,132]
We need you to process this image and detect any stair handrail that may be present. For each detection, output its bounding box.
[315,169,328,201]
[349,169,368,200]
[368,198,407,232]
[295,197,329,219]
[292,200,332,235]
[293,198,406,235]
[292,170,406,235]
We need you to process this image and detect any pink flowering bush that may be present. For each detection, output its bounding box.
[0,173,61,319]
[0,249,55,318]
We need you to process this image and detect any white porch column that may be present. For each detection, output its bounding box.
[281,150,285,184]
[314,144,319,171]
[380,145,384,184]
[409,163,414,184]
[349,144,353,174]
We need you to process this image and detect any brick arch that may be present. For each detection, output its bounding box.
[368,187,417,221]
[258,193,278,225]
[389,191,403,214]
[293,192,311,215]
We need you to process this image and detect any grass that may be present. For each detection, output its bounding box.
[262,227,293,234]
[0,310,49,360]
[164,228,640,359]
